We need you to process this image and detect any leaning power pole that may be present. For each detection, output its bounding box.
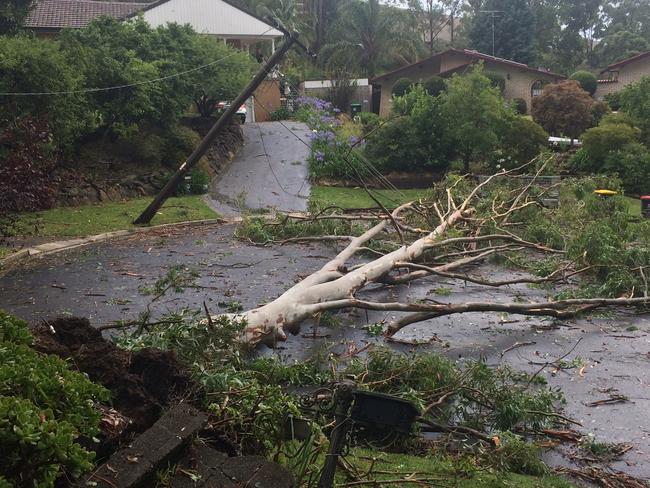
[134,31,301,225]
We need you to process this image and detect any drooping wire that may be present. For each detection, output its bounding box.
[253,65,410,207]
[0,27,276,96]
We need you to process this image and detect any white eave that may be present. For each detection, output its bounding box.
[141,0,283,39]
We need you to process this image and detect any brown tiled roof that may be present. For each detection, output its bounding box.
[600,51,650,74]
[24,0,150,30]
[371,48,565,83]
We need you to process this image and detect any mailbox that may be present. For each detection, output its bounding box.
[350,391,419,434]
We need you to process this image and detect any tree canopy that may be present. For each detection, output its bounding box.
[0,0,33,35]
[441,64,512,171]
[532,80,594,138]
[468,0,535,63]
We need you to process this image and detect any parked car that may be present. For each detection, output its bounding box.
[217,101,247,123]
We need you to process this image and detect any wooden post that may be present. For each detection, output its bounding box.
[317,381,356,488]
[133,32,299,225]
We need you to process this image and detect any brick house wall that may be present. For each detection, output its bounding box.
[373,51,563,117]
[595,54,650,100]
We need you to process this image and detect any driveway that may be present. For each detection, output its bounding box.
[209,121,311,216]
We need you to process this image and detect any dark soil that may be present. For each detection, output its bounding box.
[32,317,190,441]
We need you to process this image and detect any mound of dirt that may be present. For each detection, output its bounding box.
[32,317,190,435]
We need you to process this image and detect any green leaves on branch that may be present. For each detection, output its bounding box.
[0,17,255,149]
[0,311,109,487]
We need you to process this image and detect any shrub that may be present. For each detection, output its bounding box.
[0,117,58,213]
[497,116,548,167]
[604,91,622,111]
[129,132,166,165]
[423,75,446,97]
[532,80,594,138]
[60,18,254,137]
[591,100,611,126]
[619,76,650,144]
[189,168,211,194]
[163,125,202,166]
[358,111,381,134]
[603,143,650,194]
[325,73,357,113]
[600,112,637,127]
[0,311,109,486]
[270,106,291,121]
[0,36,90,147]
[391,78,413,97]
[366,84,453,172]
[569,148,591,172]
[580,122,640,170]
[570,70,598,95]
[512,98,527,115]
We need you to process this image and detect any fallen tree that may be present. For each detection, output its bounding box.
[216,168,649,346]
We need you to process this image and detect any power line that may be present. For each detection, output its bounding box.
[0,27,275,96]
[251,71,406,207]
[262,67,409,203]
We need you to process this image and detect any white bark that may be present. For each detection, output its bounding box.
[211,170,649,346]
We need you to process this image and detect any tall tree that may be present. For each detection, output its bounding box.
[0,0,33,34]
[441,64,511,171]
[603,0,650,40]
[560,0,605,60]
[595,30,649,67]
[469,0,535,63]
[323,0,420,78]
[307,0,339,52]
[528,0,562,65]
[408,0,463,53]
[255,0,305,32]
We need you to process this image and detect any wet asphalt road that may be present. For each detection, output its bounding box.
[209,122,311,216]
[1,224,650,478]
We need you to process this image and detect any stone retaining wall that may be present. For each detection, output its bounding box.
[54,121,243,207]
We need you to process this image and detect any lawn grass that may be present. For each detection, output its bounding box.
[331,449,573,487]
[14,195,217,239]
[310,186,431,209]
[623,196,641,216]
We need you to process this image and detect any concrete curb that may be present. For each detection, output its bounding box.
[0,218,227,273]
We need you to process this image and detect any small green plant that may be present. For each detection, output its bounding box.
[580,432,631,461]
[486,432,548,475]
[366,322,384,336]
[138,265,199,299]
[0,311,109,487]
[270,106,291,121]
[218,300,243,313]
[430,286,452,296]
[318,312,341,329]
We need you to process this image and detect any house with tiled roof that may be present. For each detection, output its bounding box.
[371,49,565,116]
[24,0,283,48]
[24,0,148,35]
[595,51,650,100]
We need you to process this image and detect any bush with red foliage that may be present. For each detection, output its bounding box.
[532,80,594,139]
[0,117,58,214]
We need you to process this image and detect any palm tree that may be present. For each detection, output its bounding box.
[255,0,305,33]
[322,0,421,78]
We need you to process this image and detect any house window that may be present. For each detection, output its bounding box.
[531,80,545,97]
[607,71,619,82]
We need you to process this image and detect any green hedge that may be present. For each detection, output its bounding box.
[0,311,109,487]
